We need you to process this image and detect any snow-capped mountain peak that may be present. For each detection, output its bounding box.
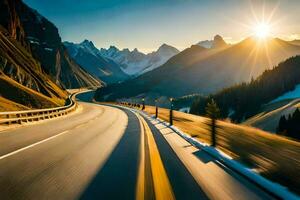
[100,44,180,76]
[156,43,180,56]
[197,35,228,49]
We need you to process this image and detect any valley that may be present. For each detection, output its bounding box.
[1,0,300,199]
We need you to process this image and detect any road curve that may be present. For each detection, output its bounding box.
[0,100,275,200]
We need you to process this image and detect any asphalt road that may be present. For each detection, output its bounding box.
[0,100,275,200]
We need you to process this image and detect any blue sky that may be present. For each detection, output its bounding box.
[24,0,300,52]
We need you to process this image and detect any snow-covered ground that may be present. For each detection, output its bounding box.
[179,107,190,113]
[271,84,300,103]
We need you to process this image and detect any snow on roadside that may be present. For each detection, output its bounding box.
[136,109,299,200]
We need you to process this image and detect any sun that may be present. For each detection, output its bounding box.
[253,23,271,39]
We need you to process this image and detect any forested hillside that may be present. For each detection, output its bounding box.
[190,56,300,123]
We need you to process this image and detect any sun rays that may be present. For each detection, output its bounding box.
[253,23,271,39]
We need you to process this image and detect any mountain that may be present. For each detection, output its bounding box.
[0,11,67,109]
[99,44,180,76]
[197,40,213,49]
[189,56,300,123]
[290,39,300,46]
[0,0,101,89]
[243,99,300,133]
[95,36,300,102]
[197,35,229,49]
[64,40,129,85]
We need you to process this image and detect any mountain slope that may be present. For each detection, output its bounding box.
[290,40,300,46]
[95,36,300,101]
[243,99,300,133]
[189,56,300,123]
[0,26,67,109]
[0,0,101,89]
[64,40,129,85]
[100,44,180,76]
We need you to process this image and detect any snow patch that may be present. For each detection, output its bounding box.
[179,107,190,113]
[271,84,300,103]
[44,48,53,51]
[29,40,40,45]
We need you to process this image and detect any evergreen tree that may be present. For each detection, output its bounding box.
[205,99,220,147]
[277,115,287,134]
[190,56,300,122]
[277,109,300,140]
[205,99,220,119]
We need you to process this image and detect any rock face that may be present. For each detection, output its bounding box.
[95,36,300,101]
[64,40,129,85]
[0,0,100,110]
[99,44,180,76]
[0,0,101,89]
[0,25,67,109]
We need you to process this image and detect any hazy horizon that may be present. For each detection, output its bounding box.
[24,0,300,53]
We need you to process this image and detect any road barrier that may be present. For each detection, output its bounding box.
[0,93,78,125]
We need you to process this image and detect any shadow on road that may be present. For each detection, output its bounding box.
[80,109,141,200]
[193,150,216,164]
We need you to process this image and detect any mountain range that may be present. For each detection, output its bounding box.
[197,35,229,49]
[99,44,180,76]
[0,0,101,110]
[64,40,129,85]
[95,35,300,101]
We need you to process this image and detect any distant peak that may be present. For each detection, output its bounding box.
[108,45,119,51]
[159,43,172,49]
[213,34,223,41]
[157,43,180,53]
[197,35,228,49]
[212,34,227,48]
[160,43,169,48]
[81,39,92,44]
[80,39,96,48]
[122,48,130,53]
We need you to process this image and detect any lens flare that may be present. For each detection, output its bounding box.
[254,23,271,39]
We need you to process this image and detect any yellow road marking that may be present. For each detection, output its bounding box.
[138,114,175,200]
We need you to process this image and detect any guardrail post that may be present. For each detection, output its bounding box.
[25,113,28,123]
[142,98,145,110]
[169,98,173,126]
[211,117,216,147]
[17,114,21,124]
[6,114,10,125]
[155,99,158,118]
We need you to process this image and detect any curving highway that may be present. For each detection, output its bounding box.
[0,95,275,200]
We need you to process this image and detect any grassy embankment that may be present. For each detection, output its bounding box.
[142,105,300,195]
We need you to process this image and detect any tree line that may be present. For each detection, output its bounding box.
[190,56,300,123]
[277,108,300,140]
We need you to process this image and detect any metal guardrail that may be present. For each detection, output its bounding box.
[0,93,78,125]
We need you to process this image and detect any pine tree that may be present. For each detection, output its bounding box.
[277,115,287,134]
[205,99,220,119]
[205,99,221,146]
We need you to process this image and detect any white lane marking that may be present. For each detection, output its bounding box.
[0,130,70,160]
[0,109,105,161]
